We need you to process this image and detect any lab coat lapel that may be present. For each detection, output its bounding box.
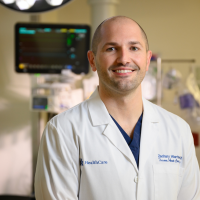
[139,98,159,171]
[88,88,138,172]
[103,122,138,172]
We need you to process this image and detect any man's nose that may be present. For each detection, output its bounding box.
[116,48,131,65]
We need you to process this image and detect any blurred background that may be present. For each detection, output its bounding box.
[0,0,200,197]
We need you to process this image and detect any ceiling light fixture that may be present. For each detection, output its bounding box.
[2,0,15,4]
[16,0,36,10]
[0,0,73,12]
[46,0,63,6]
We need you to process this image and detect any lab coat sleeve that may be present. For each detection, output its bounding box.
[35,121,80,200]
[178,123,200,200]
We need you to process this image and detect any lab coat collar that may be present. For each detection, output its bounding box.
[88,87,110,126]
[88,88,159,125]
[142,97,159,123]
[88,88,160,173]
[88,88,138,171]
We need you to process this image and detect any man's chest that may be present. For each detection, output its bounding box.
[76,123,183,200]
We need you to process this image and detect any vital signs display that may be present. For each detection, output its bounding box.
[15,23,90,74]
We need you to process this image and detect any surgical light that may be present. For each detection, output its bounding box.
[2,0,15,4]
[45,0,63,6]
[0,0,73,12]
[16,0,36,10]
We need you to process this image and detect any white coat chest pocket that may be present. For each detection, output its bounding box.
[153,164,184,200]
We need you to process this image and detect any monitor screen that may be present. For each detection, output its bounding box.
[15,23,90,74]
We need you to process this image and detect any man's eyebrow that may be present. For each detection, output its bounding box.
[102,42,118,48]
[129,41,142,46]
[102,41,143,49]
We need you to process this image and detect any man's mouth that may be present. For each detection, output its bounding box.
[112,69,135,73]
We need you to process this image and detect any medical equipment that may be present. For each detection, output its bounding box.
[15,23,90,74]
[31,70,84,113]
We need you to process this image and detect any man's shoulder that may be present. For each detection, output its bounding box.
[50,98,90,127]
[144,99,189,127]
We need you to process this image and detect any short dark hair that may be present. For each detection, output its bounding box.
[91,16,149,55]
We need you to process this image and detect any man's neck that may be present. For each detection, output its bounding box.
[98,85,143,139]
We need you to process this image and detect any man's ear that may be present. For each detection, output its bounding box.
[87,50,97,72]
[146,50,152,71]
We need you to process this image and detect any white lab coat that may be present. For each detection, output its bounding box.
[35,88,200,200]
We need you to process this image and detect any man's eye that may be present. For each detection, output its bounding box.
[106,47,115,51]
[131,47,138,51]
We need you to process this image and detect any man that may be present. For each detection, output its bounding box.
[35,16,200,200]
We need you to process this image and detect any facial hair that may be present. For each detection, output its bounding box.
[96,61,147,94]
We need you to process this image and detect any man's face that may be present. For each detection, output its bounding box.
[88,18,152,95]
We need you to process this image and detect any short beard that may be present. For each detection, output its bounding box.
[96,62,146,94]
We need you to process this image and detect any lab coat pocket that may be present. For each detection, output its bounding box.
[153,164,183,200]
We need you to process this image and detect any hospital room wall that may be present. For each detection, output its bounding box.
[0,0,200,195]
[0,0,91,195]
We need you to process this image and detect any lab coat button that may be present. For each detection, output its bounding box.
[134,176,138,183]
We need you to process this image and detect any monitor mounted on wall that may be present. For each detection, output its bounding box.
[15,23,90,74]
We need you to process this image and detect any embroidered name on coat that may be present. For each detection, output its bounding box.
[158,154,182,163]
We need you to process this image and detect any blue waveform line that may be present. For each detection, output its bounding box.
[44,28,51,32]
[75,29,87,33]
[20,30,36,34]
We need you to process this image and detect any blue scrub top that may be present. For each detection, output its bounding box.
[110,113,143,168]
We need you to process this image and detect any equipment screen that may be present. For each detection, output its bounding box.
[15,23,90,74]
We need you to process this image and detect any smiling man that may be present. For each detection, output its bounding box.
[87,16,151,140]
[35,16,200,200]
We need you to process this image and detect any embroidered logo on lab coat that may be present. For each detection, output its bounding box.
[80,159,108,166]
[158,154,182,163]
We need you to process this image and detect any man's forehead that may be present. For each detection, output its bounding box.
[91,16,149,54]
[100,18,142,38]
[102,17,140,31]
[99,18,144,43]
